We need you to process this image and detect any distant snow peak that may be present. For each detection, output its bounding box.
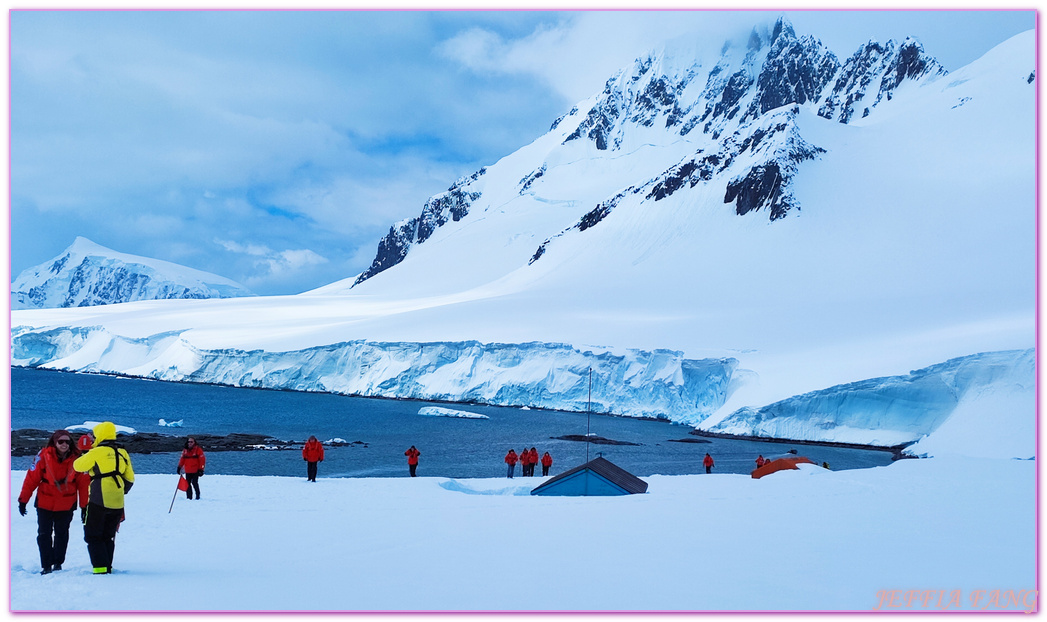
[352,16,946,286]
[11,237,253,310]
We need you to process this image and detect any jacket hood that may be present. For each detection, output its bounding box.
[48,429,73,447]
[92,421,118,444]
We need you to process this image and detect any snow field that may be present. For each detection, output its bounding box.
[9,456,1035,612]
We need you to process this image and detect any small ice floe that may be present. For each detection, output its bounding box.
[417,406,489,420]
[66,421,137,436]
[158,419,184,428]
[246,444,285,451]
[326,438,350,446]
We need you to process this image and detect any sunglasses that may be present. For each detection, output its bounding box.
[55,440,70,445]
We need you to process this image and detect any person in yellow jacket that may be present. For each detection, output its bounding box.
[73,422,135,575]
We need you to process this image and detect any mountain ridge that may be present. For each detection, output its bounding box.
[11,236,254,309]
[354,16,950,288]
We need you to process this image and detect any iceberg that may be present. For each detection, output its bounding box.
[159,419,184,428]
[418,407,489,419]
[65,421,138,436]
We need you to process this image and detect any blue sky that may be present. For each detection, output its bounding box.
[9,9,1035,295]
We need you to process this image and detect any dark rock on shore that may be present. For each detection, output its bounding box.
[9,429,353,457]
[667,437,712,444]
[550,434,641,446]
[688,428,913,460]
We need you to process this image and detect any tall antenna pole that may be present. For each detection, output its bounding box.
[586,367,592,463]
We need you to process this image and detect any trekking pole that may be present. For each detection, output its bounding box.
[169,476,188,513]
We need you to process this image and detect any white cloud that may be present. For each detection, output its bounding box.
[438,12,770,103]
[216,239,328,281]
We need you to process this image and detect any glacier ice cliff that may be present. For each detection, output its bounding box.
[703,349,1035,450]
[10,325,737,422]
[11,326,1032,453]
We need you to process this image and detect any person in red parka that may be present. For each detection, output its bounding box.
[18,429,89,575]
[302,436,324,482]
[528,447,539,477]
[703,452,715,474]
[404,445,421,477]
[755,455,766,468]
[177,437,206,500]
[541,451,553,476]
[505,449,519,478]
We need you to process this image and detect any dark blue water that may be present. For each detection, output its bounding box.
[10,367,895,479]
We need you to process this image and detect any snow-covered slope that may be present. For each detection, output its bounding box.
[11,237,253,309]
[350,19,950,290]
[705,349,1034,456]
[10,20,1035,455]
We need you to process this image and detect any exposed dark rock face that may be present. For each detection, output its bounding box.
[647,159,702,202]
[355,168,486,285]
[724,163,787,219]
[519,165,547,193]
[416,186,481,244]
[818,38,944,124]
[742,20,840,123]
[565,93,623,150]
[530,190,635,264]
[354,218,419,285]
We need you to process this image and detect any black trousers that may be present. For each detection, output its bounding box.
[409,464,417,477]
[307,461,318,481]
[83,503,122,572]
[186,472,201,499]
[36,507,74,570]
[542,465,550,476]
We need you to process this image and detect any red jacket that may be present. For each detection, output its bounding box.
[703,455,715,467]
[405,447,420,465]
[19,447,88,512]
[302,439,325,462]
[178,445,206,474]
[528,449,538,464]
[505,451,518,465]
[541,453,553,467]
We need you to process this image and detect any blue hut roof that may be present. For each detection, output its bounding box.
[530,456,648,496]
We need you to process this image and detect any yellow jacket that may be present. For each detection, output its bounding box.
[73,422,135,509]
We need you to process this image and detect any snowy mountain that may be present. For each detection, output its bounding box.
[11,237,253,309]
[9,19,1035,457]
[352,18,948,286]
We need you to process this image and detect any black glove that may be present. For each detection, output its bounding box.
[177,468,182,475]
[18,502,26,517]
[80,507,87,523]
[198,470,204,477]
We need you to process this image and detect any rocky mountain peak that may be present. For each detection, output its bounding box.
[353,17,951,286]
